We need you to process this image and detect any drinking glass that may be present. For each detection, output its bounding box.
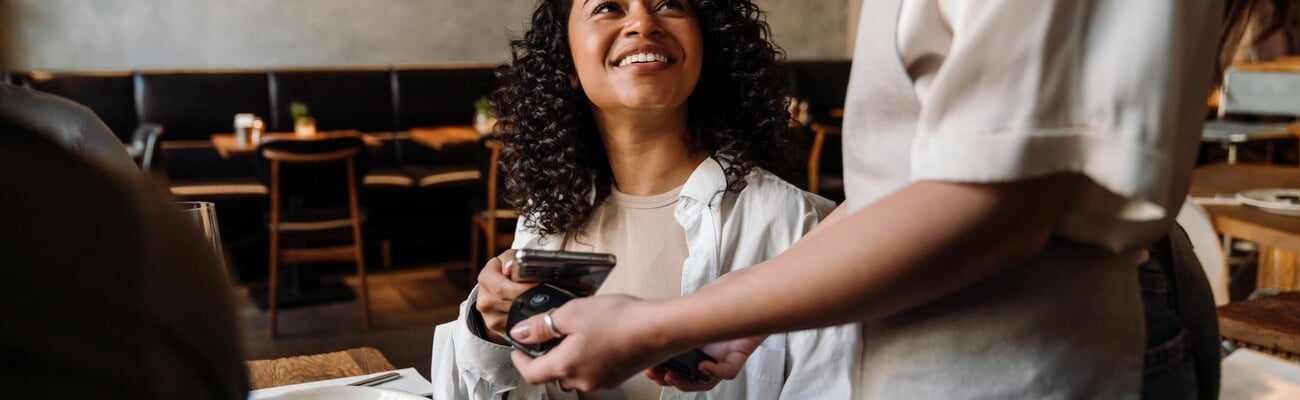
[177,201,226,273]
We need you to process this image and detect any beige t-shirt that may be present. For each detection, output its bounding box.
[569,184,688,400]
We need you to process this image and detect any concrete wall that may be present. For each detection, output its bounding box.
[1,0,850,71]
[759,0,849,61]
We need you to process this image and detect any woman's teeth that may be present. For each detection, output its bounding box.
[617,53,669,67]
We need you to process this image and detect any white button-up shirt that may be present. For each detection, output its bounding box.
[431,158,859,399]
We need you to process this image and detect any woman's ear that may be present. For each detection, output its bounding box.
[569,74,581,90]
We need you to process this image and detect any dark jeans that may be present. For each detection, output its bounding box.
[1141,224,1220,400]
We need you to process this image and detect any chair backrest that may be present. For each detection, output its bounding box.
[129,123,165,171]
[1219,67,1300,118]
[256,137,369,210]
[476,137,509,213]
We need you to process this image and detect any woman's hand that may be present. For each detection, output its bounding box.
[475,249,538,345]
[645,336,765,392]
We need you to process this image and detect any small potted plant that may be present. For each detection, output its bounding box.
[473,96,497,135]
[291,101,316,137]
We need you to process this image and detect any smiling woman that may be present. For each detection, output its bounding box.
[429,0,860,399]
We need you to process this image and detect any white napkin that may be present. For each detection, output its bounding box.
[248,367,432,399]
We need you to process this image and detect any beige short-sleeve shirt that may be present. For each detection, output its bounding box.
[843,0,1221,398]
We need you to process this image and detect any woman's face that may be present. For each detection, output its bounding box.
[567,0,703,115]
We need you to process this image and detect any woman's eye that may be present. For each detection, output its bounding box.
[656,0,685,11]
[593,2,622,14]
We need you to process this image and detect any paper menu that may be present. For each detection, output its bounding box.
[247,367,431,399]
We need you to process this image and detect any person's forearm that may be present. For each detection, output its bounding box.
[656,174,1083,348]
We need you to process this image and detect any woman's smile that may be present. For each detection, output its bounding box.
[610,44,678,75]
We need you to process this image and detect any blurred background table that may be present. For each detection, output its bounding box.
[246,347,395,389]
[408,125,480,150]
[211,130,380,159]
[1190,164,1300,292]
[1190,164,1300,253]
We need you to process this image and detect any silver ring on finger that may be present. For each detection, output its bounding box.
[544,308,563,337]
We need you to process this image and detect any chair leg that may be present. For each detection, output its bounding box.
[807,128,827,194]
[353,228,371,332]
[268,231,280,339]
[381,239,392,269]
[484,224,496,280]
[470,218,481,278]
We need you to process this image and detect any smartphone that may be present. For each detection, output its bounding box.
[659,349,717,383]
[505,283,578,357]
[513,249,617,294]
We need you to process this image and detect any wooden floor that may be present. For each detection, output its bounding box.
[236,262,472,381]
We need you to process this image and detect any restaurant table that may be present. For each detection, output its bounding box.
[1219,291,1300,362]
[211,130,381,159]
[408,125,481,151]
[1189,164,1300,254]
[1190,164,1300,290]
[1190,162,1300,290]
[246,347,396,389]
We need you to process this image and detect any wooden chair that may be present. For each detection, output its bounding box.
[1206,66,1300,164]
[806,106,847,197]
[807,120,843,197]
[469,138,518,278]
[257,136,371,338]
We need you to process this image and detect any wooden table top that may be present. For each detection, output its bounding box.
[1219,292,1300,361]
[1234,58,1300,72]
[246,347,396,390]
[1190,164,1300,195]
[211,130,381,159]
[1190,164,1300,253]
[408,125,482,151]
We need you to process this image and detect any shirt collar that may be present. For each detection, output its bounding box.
[680,157,729,205]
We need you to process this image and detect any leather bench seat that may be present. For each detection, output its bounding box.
[394,66,498,129]
[270,69,394,133]
[137,71,272,141]
[11,71,139,142]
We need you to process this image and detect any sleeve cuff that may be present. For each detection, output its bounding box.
[452,296,523,386]
[911,129,1170,220]
[912,129,1177,252]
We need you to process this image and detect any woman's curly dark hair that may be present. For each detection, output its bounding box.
[492,0,796,236]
